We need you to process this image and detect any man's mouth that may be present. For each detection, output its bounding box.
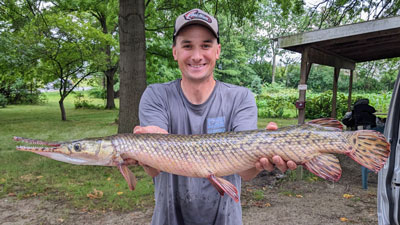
[189,63,206,68]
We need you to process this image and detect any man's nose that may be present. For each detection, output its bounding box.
[191,48,203,62]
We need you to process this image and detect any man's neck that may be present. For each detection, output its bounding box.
[180,77,216,105]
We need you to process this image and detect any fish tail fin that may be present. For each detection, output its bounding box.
[346,130,390,172]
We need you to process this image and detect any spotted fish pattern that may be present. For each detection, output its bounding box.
[14,118,390,202]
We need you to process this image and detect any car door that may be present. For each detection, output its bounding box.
[378,70,400,225]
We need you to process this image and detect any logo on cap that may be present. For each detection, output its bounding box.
[184,10,212,23]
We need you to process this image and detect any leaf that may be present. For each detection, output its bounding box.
[340,217,348,222]
[117,192,123,195]
[343,194,354,199]
[87,189,103,199]
[107,177,111,181]
[20,174,35,182]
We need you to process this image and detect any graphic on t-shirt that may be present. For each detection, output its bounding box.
[207,117,225,133]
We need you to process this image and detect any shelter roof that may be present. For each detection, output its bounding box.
[277,16,400,63]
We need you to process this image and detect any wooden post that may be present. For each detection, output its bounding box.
[298,48,311,124]
[331,67,340,118]
[347,70,354,112]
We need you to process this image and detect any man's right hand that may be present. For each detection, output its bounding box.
[133,125,168,177]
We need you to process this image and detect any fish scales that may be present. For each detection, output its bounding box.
[113,129,349,178]
[14,118,391,202]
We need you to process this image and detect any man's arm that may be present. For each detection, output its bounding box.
[133,125,168,177]
[135,85,170,177]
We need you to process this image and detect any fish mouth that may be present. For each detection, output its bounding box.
[14,136,92,165]
[14,136,61,152]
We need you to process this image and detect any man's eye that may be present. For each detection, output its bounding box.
[202,45,211,49]
[183,45,191,48]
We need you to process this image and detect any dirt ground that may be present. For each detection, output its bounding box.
[0,155,379,225]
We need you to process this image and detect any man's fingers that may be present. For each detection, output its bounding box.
[260,157,274,172]
[266,122,278,131]
[272,155,288,172]
[287,160,297,170]
[133,126,168,134]
[133,126,141,134]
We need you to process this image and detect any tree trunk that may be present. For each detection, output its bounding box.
[118,0,147,133]
[59,98,67,121]
[105,68,116,109]
[272,51,277,83]
[271,40,278,84]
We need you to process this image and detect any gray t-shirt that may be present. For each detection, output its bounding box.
[139,79,257,225]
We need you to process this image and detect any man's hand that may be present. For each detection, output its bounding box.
[133,125,168,177]
[239,122,297,181]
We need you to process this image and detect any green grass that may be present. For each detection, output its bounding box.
[258,118,299,129]
[0,92,153,211]
[0,92,299,211]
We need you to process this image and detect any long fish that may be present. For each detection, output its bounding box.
[14,118,390,202]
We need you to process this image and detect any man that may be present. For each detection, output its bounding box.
[134,8,296,225]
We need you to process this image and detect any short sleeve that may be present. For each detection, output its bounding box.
[138,85,169,131]
[232,89,258,132]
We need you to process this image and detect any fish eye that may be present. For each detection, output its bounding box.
[73,143,81,152]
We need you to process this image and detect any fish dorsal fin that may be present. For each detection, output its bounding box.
[303,153,342,182]
[118,164,137,191]
[208,174,239,202]
[306,118,343,131]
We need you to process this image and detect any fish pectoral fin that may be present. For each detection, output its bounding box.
[207,174,239,202]
[303,153,342,182]
[118,164,137,191]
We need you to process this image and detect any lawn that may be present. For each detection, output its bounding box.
[0,92,299,211]
[0,92,154,211]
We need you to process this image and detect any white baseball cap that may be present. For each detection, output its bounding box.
[173,8,219,43]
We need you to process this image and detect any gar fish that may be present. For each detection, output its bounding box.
[14,118,390,202]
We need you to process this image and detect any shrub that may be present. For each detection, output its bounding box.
[0,94,7,107]
[305,91,349,120]
[256,85,298,118]
[74,92,104,109]
[89,87,106,99]
[0,78,46,105]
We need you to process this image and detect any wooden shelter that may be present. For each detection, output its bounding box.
[276,16,400,124]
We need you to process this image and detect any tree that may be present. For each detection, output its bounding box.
[304,0,400,29]
[52,0,120,109]
[35,11,106,120]
[118,0,147,133]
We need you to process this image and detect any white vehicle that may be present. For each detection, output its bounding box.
[378,70,400,225]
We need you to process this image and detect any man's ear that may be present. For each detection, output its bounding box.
[172,46,178,61]
[216,44,221,60]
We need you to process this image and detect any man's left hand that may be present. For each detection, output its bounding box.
[238,122,297,181]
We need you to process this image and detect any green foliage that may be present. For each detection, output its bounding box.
[305,91,348,120]
[0,93,7,107]
[74,92,104,109]
[89,87,106,99]
[0,78,47,105]
[252,189,264,201]
[257,84,298,118]
[352,92,392,113]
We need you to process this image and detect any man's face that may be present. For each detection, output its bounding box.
[173,25,221,82]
